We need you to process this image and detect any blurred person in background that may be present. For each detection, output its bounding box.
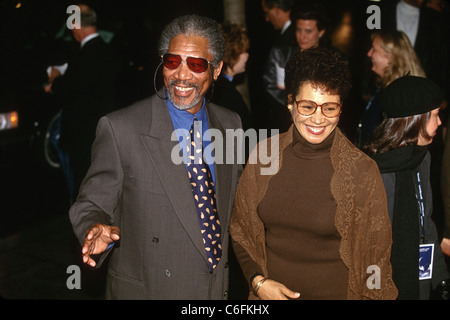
[262,1,330,133]
[212,22,253,131]
[260,0,296,132]
[364,75,450,300]
[45,3,119,200]
[355,30,425,148]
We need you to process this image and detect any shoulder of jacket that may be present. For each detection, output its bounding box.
[103,95,158,125]
[207,102,241,124]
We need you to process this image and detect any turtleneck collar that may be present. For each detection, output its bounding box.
[289,125,336,159]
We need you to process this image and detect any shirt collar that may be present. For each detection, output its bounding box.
[281,20,291,34]
[223,73,233,82]
[81,33,100,48]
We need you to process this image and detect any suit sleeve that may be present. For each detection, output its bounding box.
[69,116,123,245]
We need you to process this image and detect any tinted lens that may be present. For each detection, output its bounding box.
[163,54,182,69]
[322,103,341,117]
[163,54,209,73]
[186,56,209,73]
[297,101,317,116]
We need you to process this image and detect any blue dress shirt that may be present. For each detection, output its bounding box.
[166,93,216,186]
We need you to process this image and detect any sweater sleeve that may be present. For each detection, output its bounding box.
[231,239,263,285]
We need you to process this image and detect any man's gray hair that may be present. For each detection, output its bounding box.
[77,3,97,27]
[158,15,225,70]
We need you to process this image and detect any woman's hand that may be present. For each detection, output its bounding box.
[441,238,450,256]
[252,276,300,300]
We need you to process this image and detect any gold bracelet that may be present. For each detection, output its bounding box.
[254,278,267,294]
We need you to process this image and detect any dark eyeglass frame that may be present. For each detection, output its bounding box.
[162,53,211,73]
[295,99,342,118]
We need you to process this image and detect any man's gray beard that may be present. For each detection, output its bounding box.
[167,81,202,111]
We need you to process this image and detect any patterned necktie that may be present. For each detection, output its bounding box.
[186,117,222,272]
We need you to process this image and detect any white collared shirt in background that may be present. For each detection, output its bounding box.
[396,0,420,47]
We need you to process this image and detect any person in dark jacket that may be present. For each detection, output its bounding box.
[212,22,253,131]
[262,2,330,133]
[364,75,450,300]
[45,3,119,199]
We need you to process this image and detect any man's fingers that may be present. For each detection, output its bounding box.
[81,224,121,267]
[85,224,101,240]
[82,240,99,267]
[83,254,96,267]
[109,226,120,241]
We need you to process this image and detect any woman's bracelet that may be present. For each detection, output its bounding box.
[253,277,267,294]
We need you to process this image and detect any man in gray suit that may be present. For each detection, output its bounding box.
[69,15,242,299]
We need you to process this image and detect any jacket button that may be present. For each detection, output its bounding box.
[165,270,171,277]
[223,290,228,297]
[152,237,159,244]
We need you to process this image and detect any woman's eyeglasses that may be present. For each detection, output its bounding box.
[162,53,211,73]
[295,100,342,118]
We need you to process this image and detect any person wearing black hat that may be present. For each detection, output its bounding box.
[364,75,450,300]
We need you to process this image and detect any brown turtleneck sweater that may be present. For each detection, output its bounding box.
[257,127,348,299]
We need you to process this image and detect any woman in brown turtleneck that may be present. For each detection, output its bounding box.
[230,47,398,300]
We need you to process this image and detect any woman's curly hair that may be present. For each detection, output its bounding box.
[284,47,352,104]
[220,21,249,71]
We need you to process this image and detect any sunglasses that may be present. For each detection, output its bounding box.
[162,53,211,73]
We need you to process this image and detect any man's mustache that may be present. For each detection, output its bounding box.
[169,80,199,90]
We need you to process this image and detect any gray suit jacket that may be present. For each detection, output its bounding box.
[69,91,242,299]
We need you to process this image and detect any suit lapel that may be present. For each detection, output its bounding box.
[139,94,207,259]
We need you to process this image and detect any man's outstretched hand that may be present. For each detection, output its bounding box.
[82,224,120,267]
